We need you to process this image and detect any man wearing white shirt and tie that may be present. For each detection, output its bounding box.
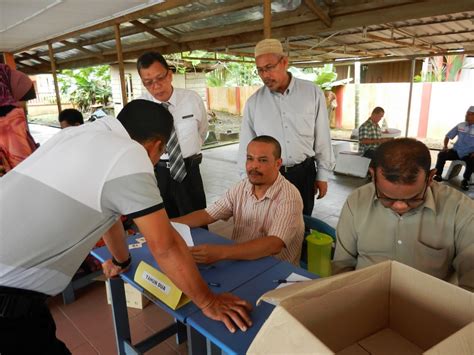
[138,51,208,218]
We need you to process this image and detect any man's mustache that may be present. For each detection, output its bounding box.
[248,169,262,176]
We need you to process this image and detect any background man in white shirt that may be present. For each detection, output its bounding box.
[138,51,208,218]
[238,39,334,216]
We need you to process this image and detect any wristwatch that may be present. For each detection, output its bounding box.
[112,253,132,269]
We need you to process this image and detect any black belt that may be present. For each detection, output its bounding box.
[280,157,314,173]
[156,153,202,169]
[0,286,48,319]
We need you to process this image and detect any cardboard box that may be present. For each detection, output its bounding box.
[105,281,150,309]
[248,261,474,354]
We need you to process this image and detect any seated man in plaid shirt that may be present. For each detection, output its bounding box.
[358,107,393,159]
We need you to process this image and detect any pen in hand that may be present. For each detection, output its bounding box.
[273,279,306,284]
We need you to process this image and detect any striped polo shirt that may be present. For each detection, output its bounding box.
[206,173,304,265]
[0,117,163,295]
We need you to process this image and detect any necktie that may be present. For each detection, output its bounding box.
[162,102,187,182]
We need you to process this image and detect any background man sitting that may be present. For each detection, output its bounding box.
[58,108,84,128]
[433,105,474,191]
[358,106,392,159]
[333,138,474,291]
[174,135,304,266]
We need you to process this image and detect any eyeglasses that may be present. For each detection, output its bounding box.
[142,70,169,88]
[374,174,429,207]
[256,57,283,75]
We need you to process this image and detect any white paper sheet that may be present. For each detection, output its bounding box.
[276,272,311,289]
[171,222,194,246]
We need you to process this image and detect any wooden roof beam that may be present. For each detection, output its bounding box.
[303,0,331,27]
[14,61,41,72]
[130,20,176,45]
[13,0,262,56]
[289,43,380,58]
[18,52,50,65]
[365,33,435,52]
[60,40,104,60]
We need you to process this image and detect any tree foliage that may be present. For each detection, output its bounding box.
[414,55,465,82]
[58,66,111,112]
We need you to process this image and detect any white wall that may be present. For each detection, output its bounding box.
[340,81,474,140]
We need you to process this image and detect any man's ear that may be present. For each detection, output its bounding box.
[143,139,164,164]
[369,167,375,179]
[275,157,283,169]
[427,168,437,186]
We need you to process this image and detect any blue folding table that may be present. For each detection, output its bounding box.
[186,261,318,354]
[91,228,280,354]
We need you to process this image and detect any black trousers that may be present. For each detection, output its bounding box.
[280,158,317,216]
[155,160,207,219]
[435,149,473,180]
[0,288,70,355]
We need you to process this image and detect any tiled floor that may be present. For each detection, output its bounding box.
[50,142,473,354]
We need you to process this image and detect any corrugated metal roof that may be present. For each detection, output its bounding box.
[4,0,473,73]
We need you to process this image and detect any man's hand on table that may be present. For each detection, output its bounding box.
[189,244,223,264]
[101,259,130,278]
[201,293,253,333]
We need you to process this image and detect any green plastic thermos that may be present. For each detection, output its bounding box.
[306,231,333,277]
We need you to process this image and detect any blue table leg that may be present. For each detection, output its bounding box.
[206,338,222,355]
[186,325,223,355]
[108,278,133,355]
[187,325,207,355]
[175,319,187,344]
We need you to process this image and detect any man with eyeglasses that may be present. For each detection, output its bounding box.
[333,138,474,291]
[238,39,334,216]
[138,51,208,218]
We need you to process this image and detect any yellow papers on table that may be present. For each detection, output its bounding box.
[134,261,190,310]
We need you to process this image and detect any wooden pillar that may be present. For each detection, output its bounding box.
[354,61,361,128]
[3,52,16,69]
[417,83,432,138]
[404,59,416,137]
[48,42,62,113]
[114,24,128,107]
[263,0,271,38]
[334,85,344,129]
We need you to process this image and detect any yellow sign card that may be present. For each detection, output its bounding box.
[134,261,190,310]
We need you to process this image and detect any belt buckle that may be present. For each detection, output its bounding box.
[166,161,170,169]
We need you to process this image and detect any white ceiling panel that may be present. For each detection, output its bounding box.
[0,0,164,52]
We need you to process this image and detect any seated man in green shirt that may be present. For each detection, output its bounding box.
[334,138,474,291]
[358,106,392,159]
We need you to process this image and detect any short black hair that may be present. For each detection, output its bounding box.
[137,51,169,73]
[250,135,282,159]
[373,138,431,184]
[58,108,84,125]
[372,107,384,115]
[117,99,173,144]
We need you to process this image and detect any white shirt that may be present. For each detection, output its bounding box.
[238,75,335,181]
[141,88,208,159]
[0,117,163,295]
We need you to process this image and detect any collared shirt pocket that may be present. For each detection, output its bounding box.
[291,113,315,138]
[415,240,451,279]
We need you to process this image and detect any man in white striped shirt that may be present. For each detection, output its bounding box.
[173,136,304,265]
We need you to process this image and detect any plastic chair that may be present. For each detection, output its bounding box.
[300,215,336,270]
